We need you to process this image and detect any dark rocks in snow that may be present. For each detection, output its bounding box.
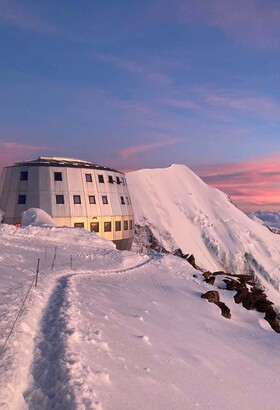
[201,291,231,319]
[221,273,280,333]
[202,271,212,279]
[172,248,197,269]
[205,276,215,285]
[216,302,231,319]
[201,291,220,303]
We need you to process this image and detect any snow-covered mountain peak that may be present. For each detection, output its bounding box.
[127,164,280,299]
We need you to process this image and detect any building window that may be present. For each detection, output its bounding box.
[104,221,111,232]
[74,222,84,228]
[130,220,133,230]
[90,222,99,233]
[85,174,92,182]
[73,195,81,204]
[56,195,64,204]
[115,221,121,231]
[89,195,96,204]
[126,197,129,205]
[102,195,108,204]
[124,220,128,230]
[18,195,26,204]
[116,176,121,184]
[98,174,104,183]
[54,172,62,181]
[20,171,28,181]
[108,175,114,184]
[120,196,125,205]
[121,177,126,185]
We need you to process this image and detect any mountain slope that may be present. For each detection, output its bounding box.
[127,164,280,299]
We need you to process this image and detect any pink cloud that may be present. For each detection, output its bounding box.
[120,138,183,159]
[0,140,52,175]
[163,99,202,111]
[204,92,280,120]
[192,154,280,211]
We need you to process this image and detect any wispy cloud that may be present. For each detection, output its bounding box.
[120,138,183,159]
[2,141,50,150]
[163,98,203,111]
[204,92,280,120]
[173,0,280,50]
[192,154,280,211]
[0,0,61,35]
[90,52,173,86]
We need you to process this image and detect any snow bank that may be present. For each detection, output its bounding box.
[21,208,57,227]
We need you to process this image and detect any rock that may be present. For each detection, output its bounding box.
[241,293,256,310]
[212,271,228,276]
[264,308,277,322]
[187,254,197,269]
[234,287,249,304]
[223,278,242,291]
[254,299,273,313]
[215,301,231,319]
[201,291,220,303]
[202,271,212,279]
[205,276,215,285]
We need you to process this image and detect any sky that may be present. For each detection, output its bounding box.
[1,0,280,211]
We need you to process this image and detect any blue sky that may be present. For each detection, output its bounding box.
[1,0,280,210]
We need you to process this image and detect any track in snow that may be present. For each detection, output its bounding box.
[24,275,77,410]
[23,256,156,408]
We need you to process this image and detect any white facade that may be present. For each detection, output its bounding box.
[0,157,134,250]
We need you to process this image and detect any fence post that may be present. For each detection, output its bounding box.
[35,258,40,287]
[70,255,73,270]
[51,246,57,271]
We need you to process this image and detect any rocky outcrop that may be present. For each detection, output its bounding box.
[201,291,231,319]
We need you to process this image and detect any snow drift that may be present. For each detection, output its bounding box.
[21,208,57,227]
[127,164,280,297]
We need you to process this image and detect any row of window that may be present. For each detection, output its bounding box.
[20,171,126,185]
[74,220,134,232]
[17,194,131,206]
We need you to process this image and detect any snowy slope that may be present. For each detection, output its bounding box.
[1,225,280,410]
[127,164,280,297]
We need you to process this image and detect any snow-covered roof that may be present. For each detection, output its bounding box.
[6,156,122,173]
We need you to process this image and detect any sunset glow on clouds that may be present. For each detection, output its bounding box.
[193,155,280,212]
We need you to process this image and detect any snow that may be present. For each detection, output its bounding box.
[21,208,57,227]
[1,164,280,409]
[127,164,280,299]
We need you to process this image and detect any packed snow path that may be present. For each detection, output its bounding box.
[24,275,78,409]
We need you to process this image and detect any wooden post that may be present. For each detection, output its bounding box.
[70,255,73,270]
[51,246,57,271]
[35,258,40,287]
